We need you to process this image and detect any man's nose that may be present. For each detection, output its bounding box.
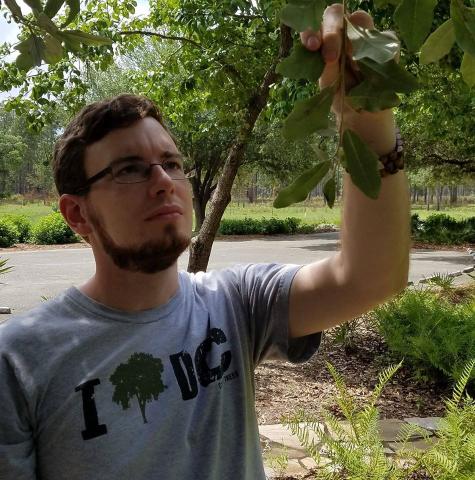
[147,163,174,196]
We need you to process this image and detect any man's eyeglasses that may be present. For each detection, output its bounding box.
[73,156,195,194]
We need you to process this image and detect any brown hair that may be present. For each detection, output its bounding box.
[53,94,171,195]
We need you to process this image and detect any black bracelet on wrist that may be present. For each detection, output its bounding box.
[378,127,404,177]
[343,128,405,177]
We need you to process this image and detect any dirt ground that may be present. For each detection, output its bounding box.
[255,318,452,425]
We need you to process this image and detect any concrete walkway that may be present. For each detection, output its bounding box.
[259,417,442,478]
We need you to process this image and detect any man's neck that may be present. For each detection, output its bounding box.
[79,264,180,313]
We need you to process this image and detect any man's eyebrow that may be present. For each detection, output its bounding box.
[111,152,183,163]
[162,151,184,161]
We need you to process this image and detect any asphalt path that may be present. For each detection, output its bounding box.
[1,232,474,315]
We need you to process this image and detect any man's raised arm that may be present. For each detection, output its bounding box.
[288,5,411,338]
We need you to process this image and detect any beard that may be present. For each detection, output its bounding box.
[88,208,190,274]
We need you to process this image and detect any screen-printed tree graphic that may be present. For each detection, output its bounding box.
[109,353,167,424]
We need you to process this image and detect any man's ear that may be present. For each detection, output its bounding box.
[59,194,93,238]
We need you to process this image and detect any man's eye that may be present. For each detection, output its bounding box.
[163,161,183,171]
[115,163,143,176]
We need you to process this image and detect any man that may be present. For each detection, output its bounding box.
[0,5,410,479]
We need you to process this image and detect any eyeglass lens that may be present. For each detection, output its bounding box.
[112,159,188,183]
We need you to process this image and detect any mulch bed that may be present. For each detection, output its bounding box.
[255,318,452,425]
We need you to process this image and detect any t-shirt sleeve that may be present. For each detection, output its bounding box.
[235,263,322,366]
[0,333,37,480]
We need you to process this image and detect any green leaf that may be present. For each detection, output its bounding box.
[451,0,475,57]
[461,52,475,86]
[357,58,419,93]
[419,19,456,64]
[24,0,43,12]
[342,129,381,200]
[280,0,326,32]
[348,80,401,112]
[323,177,336,208]
[43,34,63,64]
[44,0,64,18]
[61,0,80,28]
[61,30,113,46]
[394,0,438,52]
[276,43,324,81]
[15,52,35,71]
[346,20,399,64]
[274,160,331,208]
[282,86,334,141]
[14,35,44,66]
[37,12,59,34]
[4,0,24,18]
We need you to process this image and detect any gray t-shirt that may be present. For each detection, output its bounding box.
[0,263,321,480]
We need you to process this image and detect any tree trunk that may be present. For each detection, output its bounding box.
[193,194,208,232]
[190,166,218,232]
[436,186,442,211]
[187,25,292,273]
[450,185,457,205]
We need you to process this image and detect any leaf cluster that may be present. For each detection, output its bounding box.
[274,0,418,206]
[1,0,112,71]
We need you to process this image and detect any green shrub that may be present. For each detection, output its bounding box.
[412,213,475,244]
[372,287,475,389]
[3,214,32,242]
[0,218,19,247]
[31,213,79,245]
[218,217,302,235]
[296,223,317,234]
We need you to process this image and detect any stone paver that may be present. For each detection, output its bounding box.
[259,422,323,453]
[404,417,442,433]
[388,438,434,453]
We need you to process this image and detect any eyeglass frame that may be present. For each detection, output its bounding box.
[71,153,195,195]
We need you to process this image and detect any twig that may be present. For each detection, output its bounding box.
[117,30,203,49]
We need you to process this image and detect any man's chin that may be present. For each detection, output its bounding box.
[106,234,191,274]
[96,220,191,274]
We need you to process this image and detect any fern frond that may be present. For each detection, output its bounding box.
[447,359,475,411]
[369,360,403,407]
[423,449,458,474]
[396,422,432,444]
[325,362,358,421]
[355,405,380,445]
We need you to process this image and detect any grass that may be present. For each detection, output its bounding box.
[0,202,55,225]
[1,200,473,228]
[223,200,342,226]
[411,204,475,221]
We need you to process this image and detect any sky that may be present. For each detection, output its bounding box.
[0,0,149,101]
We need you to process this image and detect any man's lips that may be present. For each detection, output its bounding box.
[145,205,184,221]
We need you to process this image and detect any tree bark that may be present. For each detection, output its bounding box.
[187,25,292,273]
[450,185,457,205]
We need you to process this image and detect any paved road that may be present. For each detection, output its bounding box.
[1,232,473,315]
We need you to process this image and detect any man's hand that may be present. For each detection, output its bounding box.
[298,3,397,155]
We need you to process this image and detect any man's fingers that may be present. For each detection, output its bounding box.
[348,10,374,30]
[300,30,322,51]
[322,4,344,63]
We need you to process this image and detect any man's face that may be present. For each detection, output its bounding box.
[82,117,193,273]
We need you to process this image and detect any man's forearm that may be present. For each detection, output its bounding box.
[337,109,411,299]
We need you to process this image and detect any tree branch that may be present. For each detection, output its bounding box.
[117,30,203,49]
